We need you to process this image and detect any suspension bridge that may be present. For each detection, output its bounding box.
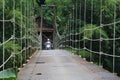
[0,0,120,80]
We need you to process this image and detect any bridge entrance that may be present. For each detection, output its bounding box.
[42,28,54,49]
[35,5,56,50]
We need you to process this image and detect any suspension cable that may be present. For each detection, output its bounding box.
[75,0,77,49]
[20,0,23,68]
[113,0,117,74]
[90,0,93,62]
[70,14,72,51]
[79,2,81,51]
[99,0,102,66]
[30,0,32,56]
[83,0,87,50]
[2,0,5,79]
[83,0,87,59]
[24,0,27,64]
[13,0,16,68]
[68,16,70,48]
[0,0,38,76]
[72,5,75,50]
[0,36,14,46]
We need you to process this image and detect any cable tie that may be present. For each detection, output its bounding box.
[84,37,87,39]
[10,18,15,23]
[100,37,103,41]
[11,35,15,39]
[84,47,86,50]
[12,52,16,57]
[23,47,26,50]
[100,52,103,55]
[100,24,103,28]
[75,40,78,42]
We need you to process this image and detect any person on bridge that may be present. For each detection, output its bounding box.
[44,39,52,50]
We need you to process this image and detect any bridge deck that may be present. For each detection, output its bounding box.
[18,50,120,80]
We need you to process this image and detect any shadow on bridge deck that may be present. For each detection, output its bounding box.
[18,50,120,80]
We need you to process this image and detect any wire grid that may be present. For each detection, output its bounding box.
[59,0,119,74]
[0,0,38,79]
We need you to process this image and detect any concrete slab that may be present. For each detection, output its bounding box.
[18,50,120,80]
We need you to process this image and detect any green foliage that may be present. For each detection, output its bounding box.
[77,50,90,59]
[81,24,108,39]
[42,8,54,27]
[0,41,20,70]
[5,41,20,53]
[66,48,91,61]
[0,68,17,80]
[0,0,120,77]
[61,0,120,75]
[45,0,72,35]
[0,0,37,73]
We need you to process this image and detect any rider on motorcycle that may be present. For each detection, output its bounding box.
[44,39,52,50]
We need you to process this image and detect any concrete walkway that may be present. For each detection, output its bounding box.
[18,50,120,80]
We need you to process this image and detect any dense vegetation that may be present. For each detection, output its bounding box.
[0,0,38,79]
[0,0,120,79]
[45,0,120,76]
[55,0,120,75]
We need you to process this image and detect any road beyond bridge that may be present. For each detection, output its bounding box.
[18,50,120,80]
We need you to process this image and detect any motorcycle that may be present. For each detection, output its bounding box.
[45,43,51,50]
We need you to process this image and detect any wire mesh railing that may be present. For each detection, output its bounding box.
[57,0,120,75]
[0,0,40,79]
